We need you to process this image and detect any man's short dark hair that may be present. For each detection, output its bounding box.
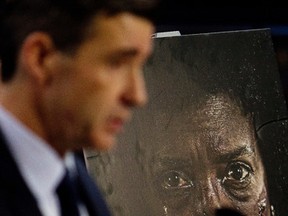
[0,0,158,82]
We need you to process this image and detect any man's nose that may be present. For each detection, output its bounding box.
[201,177,221,212]
[122,68,148,107]
[194,177,229,216]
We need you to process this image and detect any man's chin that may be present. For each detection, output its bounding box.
[90,132,117,151]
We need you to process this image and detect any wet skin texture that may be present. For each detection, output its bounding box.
[149,94,270,216]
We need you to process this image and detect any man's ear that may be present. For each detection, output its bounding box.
[18,32,57,85]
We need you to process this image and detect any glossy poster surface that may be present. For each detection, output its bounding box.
[85,29,288,216]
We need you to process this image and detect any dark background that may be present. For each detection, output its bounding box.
[151,6,288,102]
[151,5,288,33]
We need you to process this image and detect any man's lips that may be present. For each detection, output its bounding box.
[107,117,127,133]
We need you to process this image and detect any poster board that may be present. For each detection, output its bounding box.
[85,29,288,216]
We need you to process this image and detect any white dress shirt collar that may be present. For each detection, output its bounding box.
[0,106,65,216]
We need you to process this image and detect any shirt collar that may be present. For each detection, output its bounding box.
[0,106,66,200]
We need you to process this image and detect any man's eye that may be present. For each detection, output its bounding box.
[160,170,193,189]
[153,170,194,209]
[108,58,124,68]
[224,161,253,182]
[107,55,131,69]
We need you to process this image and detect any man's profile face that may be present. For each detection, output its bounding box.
[148,94,270,216]
[40,13,154,153]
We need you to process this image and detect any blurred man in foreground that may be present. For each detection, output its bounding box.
[0,0,157,215]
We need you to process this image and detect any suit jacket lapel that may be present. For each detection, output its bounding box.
[75,155,111,216]
[0,127,111,216]
[0,129,42,216]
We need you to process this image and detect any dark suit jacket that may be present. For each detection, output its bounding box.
[0,129,111,216]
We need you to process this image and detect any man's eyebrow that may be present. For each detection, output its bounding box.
[111,48,139,58]
[215,146,254,163]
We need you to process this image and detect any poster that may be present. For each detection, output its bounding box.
[85,29,288,216]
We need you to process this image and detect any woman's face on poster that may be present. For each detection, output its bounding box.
[149,94,271,216]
